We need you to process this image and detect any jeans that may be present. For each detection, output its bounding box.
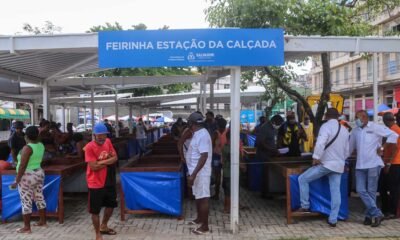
[137,138,147,155]
[298,165,342,224]
[356,167,383,218]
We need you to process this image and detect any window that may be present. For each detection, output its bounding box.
[224,104,230,110]
[365,93,373,97]
[356,63,361,82]
[344,66,349,84]
[184,105,191,110]
[392,24,400,32]
[335,69,340,85]
[224,84,230,89]
[367,59,373,81]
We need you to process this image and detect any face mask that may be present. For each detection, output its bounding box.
[272,124,281,130]
[355,118,363,128]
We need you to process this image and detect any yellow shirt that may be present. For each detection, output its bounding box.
[302,122,314,153]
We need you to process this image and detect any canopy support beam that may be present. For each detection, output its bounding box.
[115,89,120,138]
[230,67,241,233]
[42,81,49,120]
[373,53,379,122]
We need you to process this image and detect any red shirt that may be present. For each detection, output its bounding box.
[85,138,116,189]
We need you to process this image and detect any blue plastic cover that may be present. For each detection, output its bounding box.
[2,174,61,221]
[6,153,13,163]
[120,172,182,216]
[290,173,349,220]
[247,135,256,147]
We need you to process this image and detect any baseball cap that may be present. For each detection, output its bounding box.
[93,123,109,135]
[325,108,340,118]
[187,112,204,123]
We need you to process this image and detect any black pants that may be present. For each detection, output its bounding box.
[378,168,390,215]
[389,165,400,215]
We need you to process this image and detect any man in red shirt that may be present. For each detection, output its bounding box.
[85,123,118,240]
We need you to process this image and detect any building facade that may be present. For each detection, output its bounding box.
[310,7,400,121]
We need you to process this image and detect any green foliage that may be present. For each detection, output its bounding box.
[87,23,194,96]
[21,21,62,35]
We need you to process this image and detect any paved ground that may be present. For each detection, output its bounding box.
[1,187,400,240]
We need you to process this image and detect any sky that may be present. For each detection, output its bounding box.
[0,0,209,35]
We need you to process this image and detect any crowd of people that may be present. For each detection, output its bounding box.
[6,107,400,238]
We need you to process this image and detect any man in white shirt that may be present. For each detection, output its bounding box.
[185,112,212,235]
[134,118,148,155]
[349,110,398,227]
[296,108,349,227]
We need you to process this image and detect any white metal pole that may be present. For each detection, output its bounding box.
[203,83,207,114]
[373,53,379,122]
[43,81,49,120]
[91,87,95,126]
[84,106,87,131]
[62,105,66,132]
[30,103,36,125]
[230,67,241,233]
[210,83,214,110]
[115,90,120,138]
[129,104,133,134]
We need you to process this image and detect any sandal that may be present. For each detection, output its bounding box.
[33,222,48,227]
[187,220,199,225]
[191,228,209,235]
[16,228,32,234]
[99,228,117,235]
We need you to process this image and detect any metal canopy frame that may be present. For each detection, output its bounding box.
[0,32,400,233]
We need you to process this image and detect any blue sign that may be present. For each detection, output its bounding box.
[98,29,284,68]
[241,110,263,123]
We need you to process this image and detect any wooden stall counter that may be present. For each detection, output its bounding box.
[0,156,85,224]
[119,154,183,221]
[269,155,315,224]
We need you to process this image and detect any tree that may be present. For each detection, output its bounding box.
[205,0,398,134]
[87,22,194,96]
[20,21,62,35]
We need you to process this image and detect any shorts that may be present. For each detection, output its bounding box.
[192,175,211,200]
[88,186,118,214]
[222,177,231,196]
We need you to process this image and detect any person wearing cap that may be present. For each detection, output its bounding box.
[349,110,398,227]
[185,112,212,235]
[84,123,118,240]
[277,113,307,157]
[296,108,349,227]
[8,121,26,165]
[381,112,400,219]
[9,119,16,137]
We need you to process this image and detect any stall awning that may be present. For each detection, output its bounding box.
[0,108,30,119]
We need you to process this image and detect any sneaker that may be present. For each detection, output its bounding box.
[371,216,384,227]
[326,219,336,228]
[363,217,372,225]
[294,208,310,213]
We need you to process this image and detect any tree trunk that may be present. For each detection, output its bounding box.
[263,67,314,123]
[264,98,278,117]
[314,52,331,136]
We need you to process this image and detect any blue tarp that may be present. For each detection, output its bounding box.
[290,173,349,220]
[1,174,61,221]
[120,172,182,216]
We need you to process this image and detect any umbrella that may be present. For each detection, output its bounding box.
[378,108,399,116]
[378,104,391,112]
